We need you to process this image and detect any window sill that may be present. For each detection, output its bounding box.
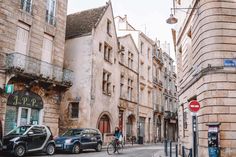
[19,10,33,26]
[104,59,113,64]
[103,92,112,97]
[69,118,78,121]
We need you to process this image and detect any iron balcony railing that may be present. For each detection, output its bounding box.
[46,11,56,26]
[21,0,32,14]
[5,52,73,85]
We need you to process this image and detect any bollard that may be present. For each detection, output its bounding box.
[189,148,193,157]
[182,146,185,157]
[170,140,172,157]
[175,144,178,157]
[164,139,168,156]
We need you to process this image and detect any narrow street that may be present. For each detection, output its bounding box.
[0,144,176,157]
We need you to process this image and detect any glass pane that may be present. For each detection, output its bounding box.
[31,109,39,125]
[4,106,18,135]
[20,108,28,126]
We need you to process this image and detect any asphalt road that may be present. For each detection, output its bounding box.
[0,144,172,157]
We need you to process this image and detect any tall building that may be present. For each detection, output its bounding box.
[117,34,139,143]
[62,1,120,143]
[0,0,72,136]
[173,0,236,156]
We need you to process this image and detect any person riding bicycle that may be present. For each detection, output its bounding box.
[113,127,122,152]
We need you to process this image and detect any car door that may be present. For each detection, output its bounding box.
[89,129,98,148]
[27,126,47,150]
[80,129,91,149]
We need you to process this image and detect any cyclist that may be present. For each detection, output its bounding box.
[113,127,122,152]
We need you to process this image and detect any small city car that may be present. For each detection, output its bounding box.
[55,128,103,154]
[2,125,55,157]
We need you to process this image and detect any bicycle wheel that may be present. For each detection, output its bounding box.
[116,142,124,154]
[107,143,115,155]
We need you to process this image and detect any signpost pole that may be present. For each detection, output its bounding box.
[192,113,197,157]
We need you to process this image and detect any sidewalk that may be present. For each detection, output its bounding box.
[102,142,165,150]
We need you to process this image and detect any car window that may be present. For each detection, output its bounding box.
[62,129,73,136]
[82,129,90,135]
[90,129,97,135]
[8,126,31,135]
[73,129,82,136]
[30,126,45,134]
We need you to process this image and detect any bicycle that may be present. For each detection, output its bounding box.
[107,139,124,155]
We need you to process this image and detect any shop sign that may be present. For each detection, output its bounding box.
[5,84,14,94]
[7,90,43,109]
[224,59,236,67]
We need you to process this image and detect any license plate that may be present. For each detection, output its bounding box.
[56,144,62,147]
[2,145,7,149]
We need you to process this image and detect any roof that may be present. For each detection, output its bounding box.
[66,4,108,39]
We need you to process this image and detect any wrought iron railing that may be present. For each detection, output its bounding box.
[46,11,56,26]
[5,52,73,85]
[21,0,32,13]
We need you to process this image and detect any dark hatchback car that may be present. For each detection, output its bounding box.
[1,125,55,157]
[55,128,103,154]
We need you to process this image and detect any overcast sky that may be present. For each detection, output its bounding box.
[67,0,175,60]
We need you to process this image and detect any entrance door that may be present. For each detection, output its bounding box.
[17,107,40,126]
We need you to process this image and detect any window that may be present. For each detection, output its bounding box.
[104,43,112,62]
[140,42,144,54]
[120,75,124,97]
[21,0,32,13]
[128,51,133,69]
[147,48,150,59]
[42,34,53,63]
[107,19,112,36]
[148,66,151,81]
[69,102,79,118]
[15,23,30,55]
[148,91,151,106]
[140,62,144,77]
[128,79,133,101]
[99,42,102,52]
[46,0,56,26]
[103,71,111,95]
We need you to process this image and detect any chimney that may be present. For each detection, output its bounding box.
[124,14,127,21]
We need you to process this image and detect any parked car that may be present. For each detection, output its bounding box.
[55,128,103,154]
[1,125,55,157]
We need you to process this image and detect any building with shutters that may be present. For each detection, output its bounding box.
[0,0,73,136]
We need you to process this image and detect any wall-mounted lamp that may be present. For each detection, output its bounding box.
[166,0,199,24]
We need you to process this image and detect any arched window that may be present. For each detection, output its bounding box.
[98,115,111,133]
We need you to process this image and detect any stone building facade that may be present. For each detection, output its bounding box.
[173,0,236,156]
[117,35,139,143]
[0,0,72,136]
[62,2,120,143]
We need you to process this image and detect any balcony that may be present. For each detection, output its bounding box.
[4,52,73,87]
[21,0,32,14]
[158,80,163,87]
[152,50,163,64]
[153,77,158,84]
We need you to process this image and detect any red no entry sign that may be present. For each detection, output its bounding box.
[189,100,200,112]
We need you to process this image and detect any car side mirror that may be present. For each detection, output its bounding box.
[28,131,34,136]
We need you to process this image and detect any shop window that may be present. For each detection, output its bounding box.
[69,102,79,119]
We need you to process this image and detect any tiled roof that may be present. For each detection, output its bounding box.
[66,5,108,39]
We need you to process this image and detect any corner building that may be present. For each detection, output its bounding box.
[174,0,236,156]
[0,0,72,136]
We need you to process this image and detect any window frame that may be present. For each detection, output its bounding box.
[69,102,79,119]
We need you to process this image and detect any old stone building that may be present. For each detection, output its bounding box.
[0,0,72,136]
[173,0,236,156]
[115,16,154,143]
[117,34,139,143]
[62,1,120,143]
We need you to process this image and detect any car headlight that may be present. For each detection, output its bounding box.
[65,139,72,144]
[10,137,20,142]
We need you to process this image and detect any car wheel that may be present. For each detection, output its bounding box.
[72,144,80,154]
[46,144,55,155]
[14,145,26,157]
[96,143,102,152]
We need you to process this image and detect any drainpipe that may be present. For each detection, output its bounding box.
[137,42,140,140]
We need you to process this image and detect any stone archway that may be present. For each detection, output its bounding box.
[97,112,113,144]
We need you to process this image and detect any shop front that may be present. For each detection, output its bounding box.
[4,90,43,135]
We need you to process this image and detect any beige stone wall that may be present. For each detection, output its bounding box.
[176,0,236,156]
[0,0,68,136]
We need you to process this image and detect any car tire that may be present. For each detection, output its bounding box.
[46,143,55,155]
[72,143,80,154]
[96,143,102,152]
[14,145,26,157]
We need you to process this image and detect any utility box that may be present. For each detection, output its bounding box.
[206,123,221,157]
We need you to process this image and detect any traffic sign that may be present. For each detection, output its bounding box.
[189,100,200,112]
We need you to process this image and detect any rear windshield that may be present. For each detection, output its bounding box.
[8,126,31,135]
[62,129,82,136]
